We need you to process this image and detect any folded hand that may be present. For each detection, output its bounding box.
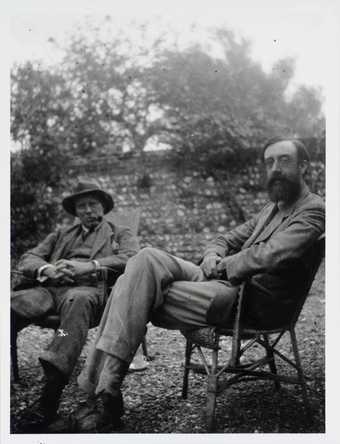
[200,254,221,278]
[55,259,94,277]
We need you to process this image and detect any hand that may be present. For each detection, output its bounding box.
[216,258,228,280]
[42,264,75,284]
[200,254,221,278]
[55,259,95,277]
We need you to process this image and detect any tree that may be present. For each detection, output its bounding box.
[11,19,325,253]
[11,62,71,257]
[51,18,175,163]
[286,85,325,138]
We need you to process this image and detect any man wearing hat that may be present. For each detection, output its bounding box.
[11,178,139,424]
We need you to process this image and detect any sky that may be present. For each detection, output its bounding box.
[9,0,336,96]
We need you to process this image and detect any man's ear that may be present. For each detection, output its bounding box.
[299,160,308,176]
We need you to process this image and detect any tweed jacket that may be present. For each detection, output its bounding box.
[18,219,139,281]
[204,186,325,328]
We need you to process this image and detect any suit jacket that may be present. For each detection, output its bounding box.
[204,185,325,328]
[18,219,139,282]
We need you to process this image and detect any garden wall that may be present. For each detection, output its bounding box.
[66,153,325,263]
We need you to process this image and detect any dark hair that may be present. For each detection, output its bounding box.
[262,138,310,163]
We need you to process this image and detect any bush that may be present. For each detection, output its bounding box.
[11,137,69,259]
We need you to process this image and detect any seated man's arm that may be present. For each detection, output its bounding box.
[51,226,140,279]
[204,213,260,258]
[17,231,59,279]
[201,214,259,278]
[18,230,75,284]
[94,226,140,270]
[218,204,325,285]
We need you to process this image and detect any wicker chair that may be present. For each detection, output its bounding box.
[182,234,325,431]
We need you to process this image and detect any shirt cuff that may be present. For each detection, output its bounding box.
[91,260,100,272]
[37,264,53,282]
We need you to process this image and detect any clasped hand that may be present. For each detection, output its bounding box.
[42,259,94,284]
[200,254,228,279]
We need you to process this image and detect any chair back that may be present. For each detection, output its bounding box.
[291,233,325,325]
[104,208,141,236]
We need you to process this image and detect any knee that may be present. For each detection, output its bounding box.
[63,289,95,308]
[125,247,165,278]
[134,247,161,264]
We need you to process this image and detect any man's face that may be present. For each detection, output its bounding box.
[74,195,104,229]
[264,141,305,204]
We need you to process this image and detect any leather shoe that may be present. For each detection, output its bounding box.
[75,392,124,433]
[39,359,68,423]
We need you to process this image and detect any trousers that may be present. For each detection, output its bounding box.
[78,247,238,396]
[11,285,102,377]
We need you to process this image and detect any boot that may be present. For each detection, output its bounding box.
[75,391,125,432]
[38,359,68,423]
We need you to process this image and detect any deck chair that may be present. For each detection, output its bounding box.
[181,234,325,431]
[11,209,148,381]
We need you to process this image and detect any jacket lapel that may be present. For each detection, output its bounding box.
[255,207,291,243]
[243,203,277,248]
[50,224,81,263]
[252,185,310,244]
[90,221,114,259]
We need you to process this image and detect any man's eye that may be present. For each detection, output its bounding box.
[280,157,290,165]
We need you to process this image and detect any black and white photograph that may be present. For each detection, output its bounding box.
[1,0,339,442]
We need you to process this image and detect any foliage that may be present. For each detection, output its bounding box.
[50,18,174,159]
[148,30,324,170]
[10,18,325,256]
[11,19,325,166]
[11,63,71,256]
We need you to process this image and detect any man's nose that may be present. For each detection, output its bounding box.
[271,159,281,172]
[84,204,93,213]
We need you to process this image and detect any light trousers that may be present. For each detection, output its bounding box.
[78,247,237,396]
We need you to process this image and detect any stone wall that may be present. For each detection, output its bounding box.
[67,153,325,263]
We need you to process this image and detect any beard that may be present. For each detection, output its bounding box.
[266,173,301,204]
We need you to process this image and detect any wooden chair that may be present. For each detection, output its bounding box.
[181,234,325,431]
[11,209,148,381]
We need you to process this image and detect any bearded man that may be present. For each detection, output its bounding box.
[11,178,139,425]
[68,138,324,432]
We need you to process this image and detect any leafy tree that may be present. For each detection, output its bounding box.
[51,18,174,162]
[148,30,324,169]
[11,19,325,254]
[11,62,71,257]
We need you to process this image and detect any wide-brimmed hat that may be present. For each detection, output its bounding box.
[62,179,114,216]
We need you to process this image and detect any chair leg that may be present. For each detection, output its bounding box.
[290,327,311,414]
[182,339,193,399]
[206,348,218,431]
[263,334,281,391]
[10,310,20,382]
[141,336,148,359]
[10,322,19,382]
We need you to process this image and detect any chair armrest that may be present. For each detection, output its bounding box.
[229,283,246,366]
[96,266,122,289]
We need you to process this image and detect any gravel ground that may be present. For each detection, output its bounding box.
[10,262,325,434]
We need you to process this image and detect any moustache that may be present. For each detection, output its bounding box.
[267,173,289,187]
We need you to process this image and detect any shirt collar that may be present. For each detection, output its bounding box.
[81,219,103,234]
